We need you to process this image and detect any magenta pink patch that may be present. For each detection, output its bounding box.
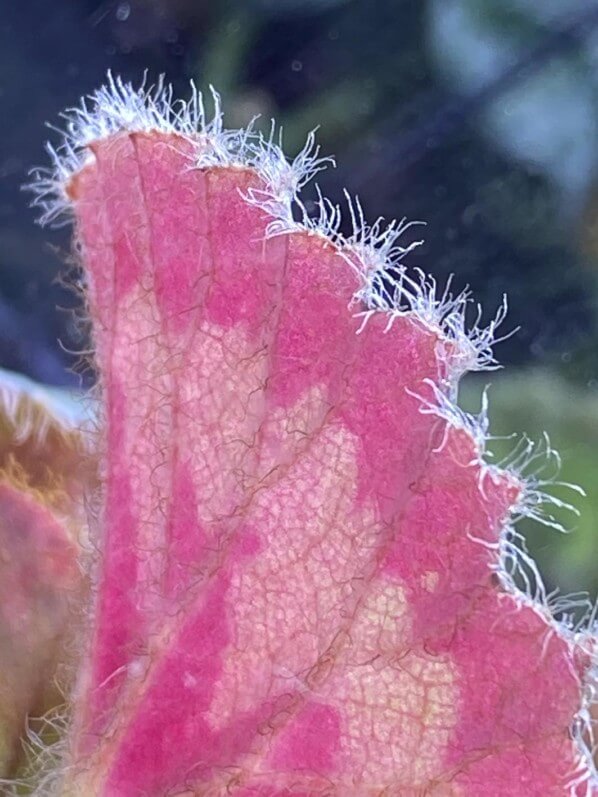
[269,701,341,773]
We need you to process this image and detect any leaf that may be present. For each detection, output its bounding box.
[29,76,597,796]
[0,368,94,512]
[0,371,90,780]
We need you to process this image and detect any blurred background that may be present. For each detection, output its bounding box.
[1,0,597,608]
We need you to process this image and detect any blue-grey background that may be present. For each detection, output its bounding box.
[1,0,597,604]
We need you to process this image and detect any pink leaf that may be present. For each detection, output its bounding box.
[0,371,89,780]
[30,76,597,796]
[0,482,80,778]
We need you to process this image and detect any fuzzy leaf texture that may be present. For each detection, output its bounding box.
[24,76,598,796]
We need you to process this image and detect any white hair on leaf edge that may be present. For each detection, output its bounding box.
[27,72,597,791]
[405,377,491,465]
[0,704,71,796]
[568,625,598,796]
[501,431,585,533]
[241,127,335,236]
[28,72,245,227]
[408,377,585,580]
[28,73,516,385]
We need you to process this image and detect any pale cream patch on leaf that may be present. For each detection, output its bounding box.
[206,419,382,729]
[420,570,440,592]
[321,578,459,788]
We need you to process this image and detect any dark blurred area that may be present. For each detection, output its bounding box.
[1,0,597,598]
